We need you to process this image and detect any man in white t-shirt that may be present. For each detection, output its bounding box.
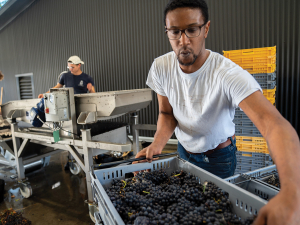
[136,0,300,224]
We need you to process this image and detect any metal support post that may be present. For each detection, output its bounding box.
[130,112,139,155]
[81,128,93,202]
[11,121,25,180]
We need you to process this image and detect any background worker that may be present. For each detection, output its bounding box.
[38,55,95,170]
[136,0,300,224]
[38,55,95,98]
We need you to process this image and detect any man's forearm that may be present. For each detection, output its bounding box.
[265,118,300,189]
[152,112,178,153]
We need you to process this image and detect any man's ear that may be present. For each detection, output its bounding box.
[204,21,210,39]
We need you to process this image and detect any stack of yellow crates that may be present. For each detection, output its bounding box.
[223,46,276,174]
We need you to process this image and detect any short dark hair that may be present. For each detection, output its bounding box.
[164,0,209,26]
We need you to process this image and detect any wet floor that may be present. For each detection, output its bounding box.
[0,151,93,225]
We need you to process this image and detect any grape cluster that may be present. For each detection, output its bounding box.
[265,174,280,189]
[105,169,255,225]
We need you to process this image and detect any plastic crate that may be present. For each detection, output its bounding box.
[257,80,276,89]
[236,136,266,143]
[237,161,269,169]
[237,159,273,167]
[253,73,276,82]
[223,46,276,59]
[236,141,269,150]
[90,157,267,224]
[236,143,268,152]
[244,165,277,177]
[235,164,264,173]
[235,126,262,137]
[241,64,276,74]
[226,165,277,183]
[236,151,272,161]
[228,55,276,65]
[263,87,276,98]
[234,118,256,127]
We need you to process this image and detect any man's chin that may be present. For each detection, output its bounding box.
[178,58,195,66]
[177,54,197,66]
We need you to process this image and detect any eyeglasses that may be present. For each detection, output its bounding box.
[165,24,206,40]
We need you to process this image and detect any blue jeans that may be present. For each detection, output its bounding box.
[177,137,237,179]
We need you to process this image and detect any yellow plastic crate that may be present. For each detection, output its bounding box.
[263,87,276,98]
[236,136,266,143]
[236,136,269,153]
[229,55,276,65]
[241,63,276,74]
[223,46,276,59]
[236,142,269,153]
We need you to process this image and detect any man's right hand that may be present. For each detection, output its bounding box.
[135,144,162,163]
[38,94,44,98]
[133,145,162,176]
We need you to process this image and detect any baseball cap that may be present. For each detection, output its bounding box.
[67,56,84,65]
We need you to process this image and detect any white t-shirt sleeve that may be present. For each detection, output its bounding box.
[223,67,262,108]
[146,60,167,97]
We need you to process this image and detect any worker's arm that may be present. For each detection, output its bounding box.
[87,83,95,93]
[239,90,300,225]
[38,83,63,98]
[135,94,178,162]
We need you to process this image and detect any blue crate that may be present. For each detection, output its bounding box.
[236,151,272,162]
[252,73,276,82]
[234,118,256,127]
[237,160,273,167]
[235,126,262,137]
[257,80,276,89]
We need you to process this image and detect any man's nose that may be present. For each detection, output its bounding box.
[179,32,190,45]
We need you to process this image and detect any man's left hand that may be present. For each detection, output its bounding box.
[87,83,93,92]
[253,186,300,225]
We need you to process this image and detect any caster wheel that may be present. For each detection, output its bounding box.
[20,184,32,198]
[70,162,81,175]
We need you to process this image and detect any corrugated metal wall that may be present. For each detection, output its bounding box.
[0,0,299,137]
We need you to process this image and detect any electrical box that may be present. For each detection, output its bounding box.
[44,89,70,122]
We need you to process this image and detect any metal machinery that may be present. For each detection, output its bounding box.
[0,116,51,178]
[1,88,152,222]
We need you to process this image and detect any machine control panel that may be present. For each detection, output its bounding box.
[44,89,71,121]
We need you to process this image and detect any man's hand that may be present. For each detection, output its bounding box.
[87,83,93,92]
[253,187,300,225]
[135,144,162,163]
[38,94,43,98]
[133,144,162,176]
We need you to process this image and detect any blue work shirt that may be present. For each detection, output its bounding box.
[59,72,94,94]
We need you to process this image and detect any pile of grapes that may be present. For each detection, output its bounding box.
[105,169,255,225]
[0,208,31,225]
[265,174,280,189]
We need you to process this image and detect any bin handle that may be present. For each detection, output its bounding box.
[93,152,178,169]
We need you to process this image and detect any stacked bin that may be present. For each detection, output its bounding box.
[223,46,276,174]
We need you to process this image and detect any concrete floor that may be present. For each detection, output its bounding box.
[0,151,92,225]
[0,143,177,225]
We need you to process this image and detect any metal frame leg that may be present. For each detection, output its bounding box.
[11,122,25,180]
[81,128,93,202]
[130,112,139,155]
